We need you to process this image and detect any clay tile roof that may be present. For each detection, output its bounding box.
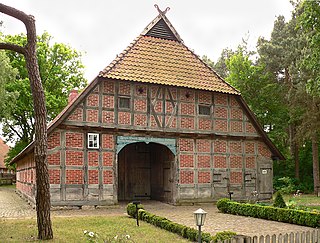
[99,35,239,95]
[99,12,239,95]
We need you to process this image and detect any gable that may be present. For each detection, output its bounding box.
[145,18,179,41]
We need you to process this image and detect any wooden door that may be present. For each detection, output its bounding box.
[258,164,273,199]
[118,143,151,200]
[163,157,174,203]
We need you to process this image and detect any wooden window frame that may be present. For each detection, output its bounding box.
[87,133,99,149]
[119,97,131,110]
[198,105,211,116]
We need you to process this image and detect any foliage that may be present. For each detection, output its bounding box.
[273,192,287,208]
[297,0,320,97]
[0,216,190,242]
[126,202,144,218]
[0,32,87,161]
[202,48,234,79]
[127,203,235,243]
[136,208,213,242]
[4,139,28,169]
[211,231,237,243]
[217,198,320,228]
[226,43,289,154]
[273,177,297,194]
[0,51,18,110]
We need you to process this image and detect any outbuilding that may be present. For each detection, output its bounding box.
[12,8,284,206]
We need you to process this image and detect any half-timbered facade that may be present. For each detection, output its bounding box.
[12,9,283,206]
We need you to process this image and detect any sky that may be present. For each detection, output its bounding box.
[1,0,294,82]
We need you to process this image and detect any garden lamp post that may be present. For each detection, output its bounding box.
[132,201,141,226]
[194,208,207,243]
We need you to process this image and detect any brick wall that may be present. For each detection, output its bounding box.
[45,129,116,200]
[16,153,35,198]
[178,137,271,187]
[63,80,259,137]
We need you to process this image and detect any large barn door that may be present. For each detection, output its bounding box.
[118,143,151,200]
[117,141,175,202]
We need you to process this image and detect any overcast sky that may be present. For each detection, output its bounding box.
[1,0,293,82]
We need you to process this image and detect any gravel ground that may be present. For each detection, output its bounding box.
[0,187,314,237]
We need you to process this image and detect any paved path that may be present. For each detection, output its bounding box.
[0,187,314,237]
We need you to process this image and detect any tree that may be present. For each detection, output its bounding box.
[202,48,234,79]
[257,14,305,180]
[0,3,53,239]
[1,32,87,161]
[0,51,18,110]
[296,0,320,193]
[225,44,288,151]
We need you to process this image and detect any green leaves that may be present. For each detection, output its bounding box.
[217,198,320,228]
[0,32,87,146]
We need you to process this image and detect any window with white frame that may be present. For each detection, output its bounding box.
[88,133,99,149]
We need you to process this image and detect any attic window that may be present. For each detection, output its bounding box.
[119,97,130,109]
[88,133,99,149]
[199,105,210,116]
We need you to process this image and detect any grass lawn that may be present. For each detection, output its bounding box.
[0,216,190,242]
[0,184,15,189]
[283,194,320,210]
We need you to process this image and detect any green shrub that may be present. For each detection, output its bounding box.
[273,192,286,208]
[126,205,231,243]
[126,203,144,218]
[216,199,320,228]
[274,176,297,194]
[216,198,231,213]
[211,231,237,243]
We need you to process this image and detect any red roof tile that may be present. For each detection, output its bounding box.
[99,35,239,95]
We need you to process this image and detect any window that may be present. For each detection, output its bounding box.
[119,97,130,109]
[213,173,222,182]
[199,105,210,115]
[88,133,99,149]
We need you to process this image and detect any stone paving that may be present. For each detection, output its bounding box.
[0,187,314,237]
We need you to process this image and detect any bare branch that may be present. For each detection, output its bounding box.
[0,3,31,27]
[0,42,26,55]
[0,3,37,52]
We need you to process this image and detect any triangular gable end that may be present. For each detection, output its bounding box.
[141,6,182,42]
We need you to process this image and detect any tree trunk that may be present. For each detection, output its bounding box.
[294,142,299,179]
[312,134,319,195]
[0,3,53,239]
[25,48,53,241]
[289,124,299,179]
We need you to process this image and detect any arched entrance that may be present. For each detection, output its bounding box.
[117,142,175,203]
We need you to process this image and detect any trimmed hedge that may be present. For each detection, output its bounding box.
[273,192,286,208]
[127,202,144,218]
[217,198,320,228]
[126,203,236,242]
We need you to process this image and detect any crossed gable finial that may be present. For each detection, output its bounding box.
[154,4,170,15]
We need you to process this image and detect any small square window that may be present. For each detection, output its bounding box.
[213,173,222,182]
[119,97,130,109]
[199,105,210,115]
[88,133,99,149]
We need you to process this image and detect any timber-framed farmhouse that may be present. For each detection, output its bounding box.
[12,8,284,206]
